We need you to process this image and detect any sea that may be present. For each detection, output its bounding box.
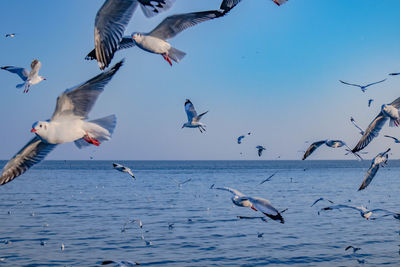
[1,160,400,266]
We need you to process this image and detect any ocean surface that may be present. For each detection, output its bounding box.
[1,160,400,266]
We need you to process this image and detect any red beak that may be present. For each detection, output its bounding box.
[31,128,37,133]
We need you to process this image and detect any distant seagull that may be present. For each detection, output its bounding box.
[259,171,278,184]
[256,146,266,157]
[112,163,135,179]
[302,140,327,160]
[215,186,285,223]
[310,197,334,207]
[320,204,400,220]
[345,246,361,253]
[350,117,364,135]
[1,59,46,93]
[61,243,65,251]
[368,99,374,107]
[358,148,390,191]
[92,0,175,69]
[237,132,251,144]
[171,178,191,187]
[182,99,208,133]
[389,72,400,76]
[101,260,140,266]
[168,223,174,230]
[384,135,400,143]
[352,96,400,153]
[257,232,264,238]
[339,79,386,93]
[220,0,288,10]
[5,33,16,38]
[0,61,123,186]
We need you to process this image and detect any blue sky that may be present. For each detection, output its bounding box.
[1,0,400,160]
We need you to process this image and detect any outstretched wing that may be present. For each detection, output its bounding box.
[1,66,29,81]
[390,96,400,109]
[0,137,56,186]
[28,59,41,79]
[339,80,361,88]
[138,0,175,18]
[259,171,278,184]
[85,36,136,61]
[94,0,138,70]
[365,79,386,88]
[194,111,208,122]
[352,112,387,153]
[51,60,123,121]
[214,186,245,197]
[358,163,379,191]
[247,196,284,223]
[184,99,197,122]
[302,140,326,160]
[384,135,399,142]
[350,117,364,135]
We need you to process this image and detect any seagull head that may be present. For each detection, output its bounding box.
[31,121,49,136]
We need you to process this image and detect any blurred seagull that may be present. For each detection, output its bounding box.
[311,197,334,207]
[92,0,175,69]
[1,59,46,93]
[0,61,123,186]
[389,72,400,76]
[113,163,135,179]
[237,135,245,144]
[256,146,266,157]
[345,246,361,253]
[352,96,400,153]
[101,260,140,266]
[5,33,16,38]
[171,178,191,187]
[339,79,386,93]
[215,187,285,223]
[350,117,364,135]
[321,204,400,220]
[358,148,390,191]
[368,99,373,107]
[384,135,400,143]
[259,171,278,184]
[182,99,208,133]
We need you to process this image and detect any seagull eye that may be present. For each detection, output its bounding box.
[40,125,42,128]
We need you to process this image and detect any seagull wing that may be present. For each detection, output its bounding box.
[352,112,387,153]
[390,96,400,109]
[28,59,41,79]
[1,66,29,81]
[384,135,399,142]
[180,178,191,185]
[94,0,138,70]
[0,137,56,186]
[259,171,278,184]
[364,79,386,88]
[51,60,123,121]
[214,186,245,197]
[220,0,242,10]
[247,197,284,223]
[193,111,208,122]
[321,204,360,212]
[138,0,175,18]
[113,162,123,168]
[358,162,379,191]
[350,117,364,135]
[184,99,197,122]
[302,140,326,160]
[339,80,361,88]
[389,73,400,76]
[149,10,227,40]
[85,36,136,61]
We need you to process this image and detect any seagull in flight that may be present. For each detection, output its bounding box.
[1,59,46,93]
[345,246,361,253]
[321,204,400,220]
[237,132,250,144]
[5,33,16,38]
[358,148,390,191]
[182,99,208,133]
[220,0,288,10]
[352,96,400,153]
[368,99,374,107]
[113,163,135,179]
[310,197,334,207]
[215,187,285,223]
[384,135,400,143]
[171,178,191,187]
[350,117,364,135]
[0,61,123,186]
[259,171,278,184]
[302,140,353,160]
[256,146,266,157]
[91,0,175,69]
[339,79,386,93]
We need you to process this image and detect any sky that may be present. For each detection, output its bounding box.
[0,0,400,160]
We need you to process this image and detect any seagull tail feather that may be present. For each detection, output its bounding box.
[168,47,186,63]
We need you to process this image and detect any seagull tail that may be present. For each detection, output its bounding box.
[168,47,186,63]
[75,115,117,149]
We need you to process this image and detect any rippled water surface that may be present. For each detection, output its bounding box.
[1,160,400,266]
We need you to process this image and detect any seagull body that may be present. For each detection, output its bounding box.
[256,145,266,157]
[339,79,386,92]
[352,97,400,153]
[5,33,16,38]
[93,0,175,69]
[182,99,208,133]
[350,117,364,135]
[358,148,390,191]
[215,186,284,223]
[113,163,135,179]
[384,135,400,143]
[1,59,46,93]
[0,61,123,186]
[325,140,347,148]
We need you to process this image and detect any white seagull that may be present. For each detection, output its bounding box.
[1,59,46,93]
[92,0,175,69]
[256,145,266,157]
[113,163,135,179]
[321,204,400,220]
[215,186,285,223]
[350,117,364,135]
[339,79,386,93]
[358,148,390,191]
[182,99,208,133]
[0,61,123,186]
[352,96,400,153]
[303,139,357,160]
[5,33,16,38]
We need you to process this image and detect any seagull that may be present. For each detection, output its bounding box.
[350,117,364,135]
[384,135,400,143]
[171,178,191,187]
[339,79,386,93]
[1,59,46,93]
[91,0,175,69]
[0,61,123,186]
[302,140,327,160]
[257,232,264,238]
[259,171,278,184]
[368,99,374,107]
[358,148,390,191]
[256,146,266,157]
[352,96,400,153]
[215,187,285,223]
[101,260,140,266]
[320,204,400,220]
[345,246,361,253]
[5,33,16,38]
[310,197,334,207]
[389,72,400,76]
[237,135,245,144]
[182,99,208,133]
[220,0,288,10]
[112,163,135,179]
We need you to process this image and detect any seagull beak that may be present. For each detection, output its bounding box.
[30,128,37,133]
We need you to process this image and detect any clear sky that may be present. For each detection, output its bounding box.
[0,0,400,160]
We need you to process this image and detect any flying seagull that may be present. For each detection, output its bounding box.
[182,99,208,133]
[1,59,46,93]
[352,96,400,153]
[220,0,288,11]
[350,117,364,135]
[339,79,386,93]
[256,145,266,157]
[259,171,278,184]
[345,246,361,253]
[92,0,175,69]
[215,186,285,223]
[310,197,334,207]
[113,163,135,179]
[368,99,373,107]
[358,148,390,191]
[237,135,245,144]
[101,260,140,266]
[0,61,123,186]
[171,178,191,187]
[321,204,400,220]
[302,140,327,160]
[384,135,400,143]
[5,33,16,38]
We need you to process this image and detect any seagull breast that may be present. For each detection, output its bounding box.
[382,104,400,120]
[135,35,171,54]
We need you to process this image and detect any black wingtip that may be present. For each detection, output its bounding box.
[85,49,97,61]
[110,59,124,73]
[184,99,192,105]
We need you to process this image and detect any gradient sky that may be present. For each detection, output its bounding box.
[1,0,400,160]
